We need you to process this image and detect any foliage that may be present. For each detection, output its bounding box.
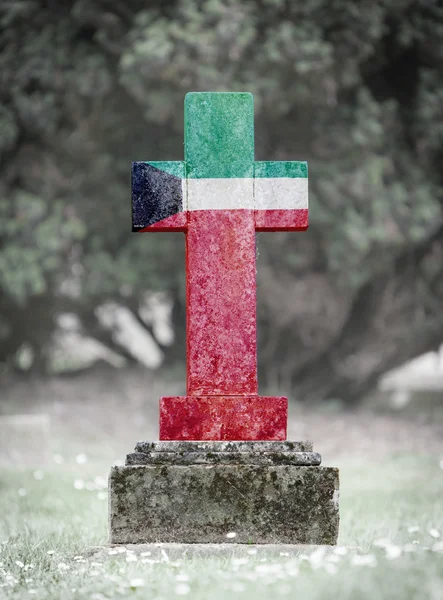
[0,0,442,399]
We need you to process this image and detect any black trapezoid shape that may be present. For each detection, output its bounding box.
[131,162,183,231]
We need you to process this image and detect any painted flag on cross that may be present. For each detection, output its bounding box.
[131,92,308,233]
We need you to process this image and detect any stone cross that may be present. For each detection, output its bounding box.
[132,92,308,441]
[111,92,337,546]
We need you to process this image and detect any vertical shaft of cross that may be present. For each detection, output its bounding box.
[186,210,258,395]
[184,93,257,396]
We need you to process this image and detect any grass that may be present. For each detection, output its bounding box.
[1,370,443,598]
[1,452,443,599]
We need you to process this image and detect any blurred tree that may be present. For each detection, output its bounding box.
[0,0,442,402]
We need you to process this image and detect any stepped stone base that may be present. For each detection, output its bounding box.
[109,441,339,545]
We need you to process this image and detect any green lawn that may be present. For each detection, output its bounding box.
[1,453,442,599]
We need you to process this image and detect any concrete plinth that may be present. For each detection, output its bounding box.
[109,441,339,545]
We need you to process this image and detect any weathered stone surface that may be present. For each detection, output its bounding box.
[109,464,339,545]
[126,450,321,466]
[135,440,314,453]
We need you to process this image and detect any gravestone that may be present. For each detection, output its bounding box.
[109,92,339,544]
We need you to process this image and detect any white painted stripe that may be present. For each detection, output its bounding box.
[181,178,187,210]
[187,178,253,211]
[186,177,308,211]
[255,177,308,210]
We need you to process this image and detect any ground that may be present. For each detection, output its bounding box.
[0,368,443,599]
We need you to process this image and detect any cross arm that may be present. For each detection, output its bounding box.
[132,161,187,232]
[254,161,308,231]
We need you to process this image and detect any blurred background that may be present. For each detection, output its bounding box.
[1,0,443,454]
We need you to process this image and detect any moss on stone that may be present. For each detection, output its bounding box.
[109,464,339,545]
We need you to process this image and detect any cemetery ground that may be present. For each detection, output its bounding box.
[1,367,443,599]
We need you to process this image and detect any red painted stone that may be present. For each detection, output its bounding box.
[160,396,287,441]
[139,212,187,232]
[255,208,308,231]
[186,210,257,396]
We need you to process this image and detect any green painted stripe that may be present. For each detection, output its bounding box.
[147,161,185,178]
[254,161,308,179]
[185,92,254,179]
[144,160,307,180]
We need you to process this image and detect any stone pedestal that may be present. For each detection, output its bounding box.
[109,441,339,545]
